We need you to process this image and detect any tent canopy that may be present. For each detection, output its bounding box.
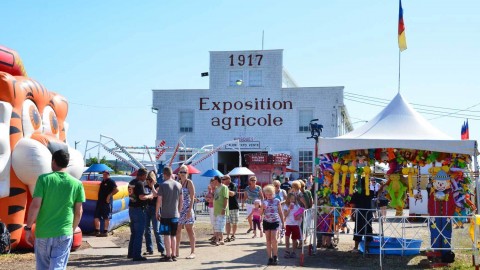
[318,93,477,156]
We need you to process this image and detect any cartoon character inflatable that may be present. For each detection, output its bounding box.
[0,46,84,248]
[428,170,455,261]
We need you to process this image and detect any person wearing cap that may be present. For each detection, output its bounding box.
[127,168,155,262]
[94,170,119,237]
[25,149,85,269]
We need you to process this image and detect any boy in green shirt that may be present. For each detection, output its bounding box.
[212,176,229,246]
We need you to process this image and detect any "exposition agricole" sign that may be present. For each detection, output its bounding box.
[199,97,293,130]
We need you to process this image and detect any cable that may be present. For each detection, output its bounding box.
[345,92,480,113]
[344,97,480,120]
[345,95,480,119]
[69,102,151,109]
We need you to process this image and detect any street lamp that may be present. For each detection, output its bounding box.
[307,118,322,256]
[236,79,243,86]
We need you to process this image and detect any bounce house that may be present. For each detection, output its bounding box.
[0,45,85,249]
[80,181,130,233]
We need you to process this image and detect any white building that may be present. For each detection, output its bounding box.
[152,49,352,193]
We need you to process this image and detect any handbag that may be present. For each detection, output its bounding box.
[293,207,305,220]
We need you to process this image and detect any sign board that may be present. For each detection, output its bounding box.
[224,141,261,149]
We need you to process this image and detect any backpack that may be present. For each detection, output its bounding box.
[0,221,11,254]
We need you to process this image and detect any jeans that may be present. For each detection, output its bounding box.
[35,235,73,270]
[144,204,164,253]
[128,207,147,259]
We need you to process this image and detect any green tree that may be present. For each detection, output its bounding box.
[86,156,112,168]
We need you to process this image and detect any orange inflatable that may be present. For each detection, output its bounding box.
[0,46,84,249]
[0,45,27,77]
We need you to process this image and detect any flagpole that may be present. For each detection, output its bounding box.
[398,50,401,94]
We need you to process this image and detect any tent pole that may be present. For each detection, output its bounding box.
[475,142,479,214]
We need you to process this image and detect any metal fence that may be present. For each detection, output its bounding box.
[301,206,480,269]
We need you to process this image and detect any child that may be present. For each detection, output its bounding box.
[205,179,215,241]
[262,185,285,265]
[317,206,335,249]
[283,193,302,258]
[247,199,263,238]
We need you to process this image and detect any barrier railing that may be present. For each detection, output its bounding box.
[301,206,480,269]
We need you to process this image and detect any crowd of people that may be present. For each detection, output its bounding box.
[117,166,318,265]
[95,166,384,264]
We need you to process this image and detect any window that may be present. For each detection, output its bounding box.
[248,70,262,87]
[179,111,193,133]
[298,150,313,179]
[229,70,244,86]
[299,109,313,132]
[179,154,193,162]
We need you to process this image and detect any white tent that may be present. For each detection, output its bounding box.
[318,93,477,156]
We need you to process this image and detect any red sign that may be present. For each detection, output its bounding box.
[245,153,291,166]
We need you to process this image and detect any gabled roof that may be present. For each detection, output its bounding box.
[318,93,477,155]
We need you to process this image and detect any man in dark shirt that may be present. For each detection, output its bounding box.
[94,171,119,237]
[350,177,374,251]
[127,168,154,261]
[223,175,239,242]
[280,177,291,193]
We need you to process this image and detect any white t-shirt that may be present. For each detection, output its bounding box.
[283,203,302,226]
[370,182,380,193]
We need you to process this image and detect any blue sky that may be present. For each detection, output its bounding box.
[1,1,479,156]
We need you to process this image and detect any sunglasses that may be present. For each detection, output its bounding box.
[250,180,256,182]
[179,171,187,174]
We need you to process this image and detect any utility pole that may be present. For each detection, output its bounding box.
[75,141,80,150]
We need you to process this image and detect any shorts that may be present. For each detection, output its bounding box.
[263,221,279,231]
[94,202,112,219]
[214,215,227,233]
[159,217,179,236]
[246,203,254,216]
[227,209,239,224]
[285,225,301,240]
[209,207,215,228]
[378,199,389,207]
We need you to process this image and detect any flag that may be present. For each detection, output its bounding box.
[398,0,407,51]
[461,120,469,140]
[465,120,470,140]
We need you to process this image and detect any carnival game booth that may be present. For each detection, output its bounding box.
[312,93,479,267]
[79,181,130,233]
[244,153,293,186]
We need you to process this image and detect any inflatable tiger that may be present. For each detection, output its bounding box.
[0,45,84,248]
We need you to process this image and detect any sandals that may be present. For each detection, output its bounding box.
[224,237,231,242]
[186,253,196,259]
[230,235,235,241]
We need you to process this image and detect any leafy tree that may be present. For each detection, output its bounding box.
[86,156,112,168]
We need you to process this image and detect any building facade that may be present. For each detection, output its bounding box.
[152,49,352,192]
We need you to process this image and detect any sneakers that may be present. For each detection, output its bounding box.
[284,251,291,258]
[95,232,108,237]
[159,256,173,262]
[267,258,274,265]
[273,256,279,265]
[247,228,253,233]
[143,251,154,255]
[132,256,147,261]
